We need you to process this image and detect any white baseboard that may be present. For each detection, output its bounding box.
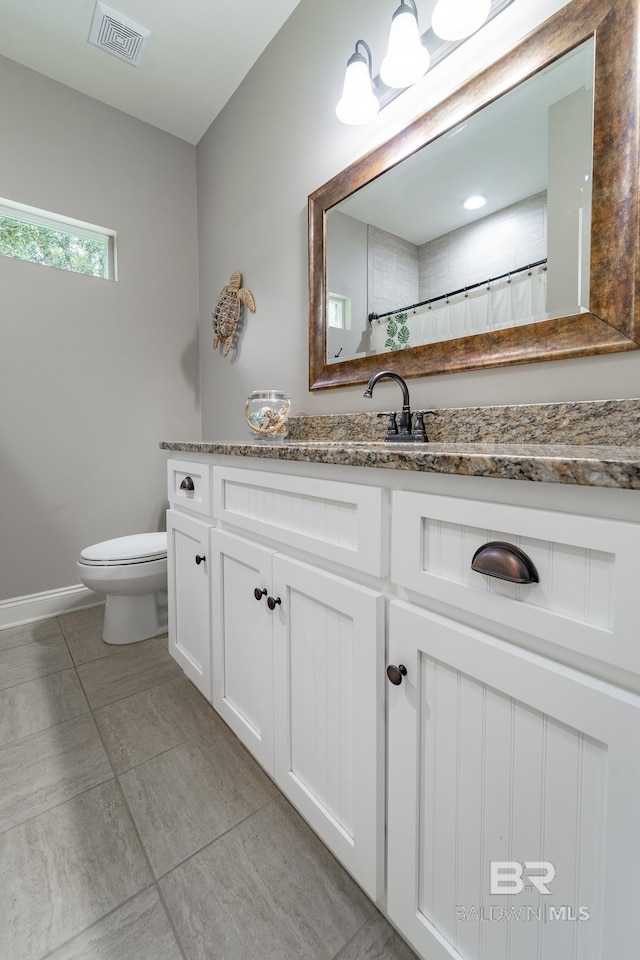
[0,584,105,630]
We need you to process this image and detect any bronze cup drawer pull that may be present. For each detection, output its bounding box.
[471,541,539,584]
[179,476,195,491]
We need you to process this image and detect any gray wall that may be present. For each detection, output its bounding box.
[547,87,593,315]
[0,56,200,601]
[197,0,640,440]
[326,210,368,360]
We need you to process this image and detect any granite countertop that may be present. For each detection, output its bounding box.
[159,438,640,489]
[160,400,640,490]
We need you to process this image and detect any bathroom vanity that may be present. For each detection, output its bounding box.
[161,401,640,960]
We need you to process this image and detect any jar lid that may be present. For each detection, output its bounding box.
[247,390,289,400]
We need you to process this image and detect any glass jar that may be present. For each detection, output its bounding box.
[244,390,291,442]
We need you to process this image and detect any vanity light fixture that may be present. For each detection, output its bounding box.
[463,194,487,209]
[336,40,380,125]
[431,0,491,41]
[380,0,430,89]
[336,0,509,124]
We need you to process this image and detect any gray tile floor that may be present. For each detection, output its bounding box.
[1,606,419,960]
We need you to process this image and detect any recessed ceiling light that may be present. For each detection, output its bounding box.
[463,194,486,210]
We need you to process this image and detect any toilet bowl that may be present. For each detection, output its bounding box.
[76,532,168,645]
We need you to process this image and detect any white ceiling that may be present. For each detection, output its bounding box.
[0,0,303,144]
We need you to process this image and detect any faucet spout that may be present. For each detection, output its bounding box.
[363,370,412,435]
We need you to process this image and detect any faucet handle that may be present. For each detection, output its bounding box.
[377,411,398,437]
[412,411,427,441]
[411,410,435,443]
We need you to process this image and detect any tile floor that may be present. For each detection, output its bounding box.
[1,605,419,960]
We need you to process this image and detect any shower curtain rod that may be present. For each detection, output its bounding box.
[368,258,548,323]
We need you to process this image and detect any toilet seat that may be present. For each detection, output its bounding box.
[80,532,167,566]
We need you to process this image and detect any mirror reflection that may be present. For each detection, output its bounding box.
[325,39,594,364]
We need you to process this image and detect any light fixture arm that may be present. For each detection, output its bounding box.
[350,39,373,76]
[388,0,420,30]
[396,0,419,19]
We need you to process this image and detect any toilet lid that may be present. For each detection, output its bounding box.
[80,532,167,565]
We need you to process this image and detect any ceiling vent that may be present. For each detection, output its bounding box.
[88,2,150,67]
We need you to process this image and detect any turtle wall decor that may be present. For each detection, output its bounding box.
[212,272,256,357]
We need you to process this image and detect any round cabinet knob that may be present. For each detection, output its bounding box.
[267,596,282,610]
[387,663,407,685]
[195,554,206,565]
[179,476,195,491]
[254,587,267,601]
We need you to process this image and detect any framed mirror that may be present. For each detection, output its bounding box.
[309,0,640,390]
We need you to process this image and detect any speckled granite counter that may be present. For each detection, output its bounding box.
[161,399,640,490]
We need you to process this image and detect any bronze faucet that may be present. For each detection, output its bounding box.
[363,371,427,442]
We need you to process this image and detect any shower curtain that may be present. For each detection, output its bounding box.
[370,264,547,354]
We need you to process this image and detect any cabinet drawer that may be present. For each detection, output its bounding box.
[167,459,212,516]
[213,466,387,576]
[392,490,639,674]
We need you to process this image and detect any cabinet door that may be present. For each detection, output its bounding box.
[211,530,275,773]
[167,509,212,699]
[272,554,385,901]
[387,599,640,960]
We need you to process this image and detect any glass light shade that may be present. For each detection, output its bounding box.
[380,6,430,89]
[431,0,491,41]
[336,57,379,124]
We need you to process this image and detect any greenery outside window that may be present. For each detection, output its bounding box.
[0,198,116,279]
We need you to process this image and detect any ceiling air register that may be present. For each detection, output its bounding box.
[88,2,151,67]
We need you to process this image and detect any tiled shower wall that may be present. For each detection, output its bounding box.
[369,191,547,316]
[368,228,420,317]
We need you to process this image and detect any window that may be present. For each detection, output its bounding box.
[0,198,116,279]
[327,292,351,329]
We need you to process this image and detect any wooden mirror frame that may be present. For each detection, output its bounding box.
[309,0,640,390]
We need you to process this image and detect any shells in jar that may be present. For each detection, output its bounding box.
[245,391,291,439]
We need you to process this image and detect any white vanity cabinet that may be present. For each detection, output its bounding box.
[211,527,385,900]
[166,451,640,959]
[169,459,387,901]
[386,489,640,960]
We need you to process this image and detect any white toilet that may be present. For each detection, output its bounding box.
[76,532,168,645]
